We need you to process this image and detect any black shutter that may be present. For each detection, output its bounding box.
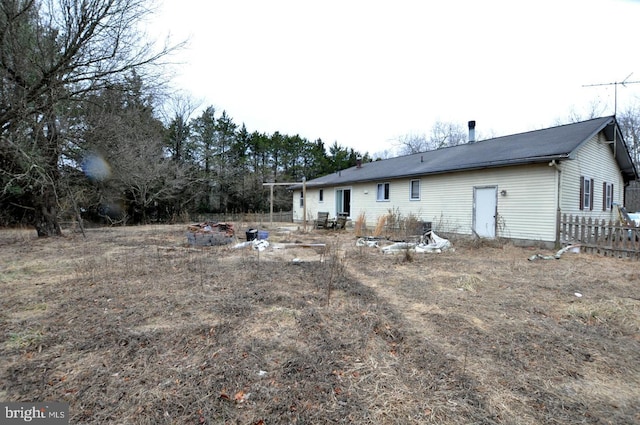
[579,176,584,210]
[603,181,607,211]
[590,179,594,211]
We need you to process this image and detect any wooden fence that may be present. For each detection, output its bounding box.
[560,214,640,259]
[191,210,293,224]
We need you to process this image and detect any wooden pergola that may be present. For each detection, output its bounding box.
[262,179,307,229]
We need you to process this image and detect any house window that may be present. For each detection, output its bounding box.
[580,176,594,211]
[410,180,420,200]
[377,183,390,201]
[336,188,351,215]
[603,182,613,211]
[319,189,324,202]
[299,191,304,208]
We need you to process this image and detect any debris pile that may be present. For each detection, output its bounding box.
[375,231,453,254]
[416,231,452,253]
[186,222,235,246]
[233,239,270,251]
[356,237,381,248]
[528,244,580,261]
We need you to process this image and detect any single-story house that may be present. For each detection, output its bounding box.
[290,116,638,246]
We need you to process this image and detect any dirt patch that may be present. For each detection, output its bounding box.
[1,224,639,424]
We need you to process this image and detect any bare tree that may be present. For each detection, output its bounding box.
[395,133,429,155]
[555,99,608,125]
[618,104,640,168]
[0,0,180,236]
[429,120,467,148]
[395,121,468,155]
[164,93,200,162]
[77,73,190,223]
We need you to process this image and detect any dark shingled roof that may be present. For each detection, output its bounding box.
[291,116,637,189]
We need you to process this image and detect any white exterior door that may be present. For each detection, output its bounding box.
[474,186,497,238]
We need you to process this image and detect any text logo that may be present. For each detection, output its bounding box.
[1,403,68,424]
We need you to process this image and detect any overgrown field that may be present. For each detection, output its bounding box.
[1,224,639,424]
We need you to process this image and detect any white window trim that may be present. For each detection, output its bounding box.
[410,179,420,201]
[377,182,390,202]
[604,182,613,211]
[582,176,592,211]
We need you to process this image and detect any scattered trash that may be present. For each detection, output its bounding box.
[628,212,640,226]
[253,240,269,251]
[292,258,302,264]
[246,228,269,241]
[415,231,452,253]
[379,231,452,254]
[186,222,234,246]
[574,292,583,298]
[528,253,557,261]
[356,237,380,247]
[528,244,580,261]
[233,239,269,251]
[258,370,268,376]
[246,228,258,241]
[381,242,416,254]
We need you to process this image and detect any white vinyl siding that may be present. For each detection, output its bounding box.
[560,133,624,221]
[343,165,558,242]
[418,166,558,242]
[292,188,332,222]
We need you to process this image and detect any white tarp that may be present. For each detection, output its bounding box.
[415,232,452,253]
[628,212,640,226]
[379,232,452,254]
[233,239,270,251]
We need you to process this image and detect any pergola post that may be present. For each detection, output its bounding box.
[262,182,301,226]
[302,177,307,232]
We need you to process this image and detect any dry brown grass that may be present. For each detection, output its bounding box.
[354,212,366,237]
[373,215,387,237]
[1,224,639,424]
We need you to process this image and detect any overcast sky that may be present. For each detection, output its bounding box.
[149,0,640,156]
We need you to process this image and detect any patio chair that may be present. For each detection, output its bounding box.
[315,211,330,229]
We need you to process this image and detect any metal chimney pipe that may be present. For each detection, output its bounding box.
[468,120,476,143]
[356,156,362,168]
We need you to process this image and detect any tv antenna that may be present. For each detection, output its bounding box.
[582,72,640,115]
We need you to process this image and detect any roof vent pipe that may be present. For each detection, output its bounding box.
[356,156,362,168]
[468,120,476,143]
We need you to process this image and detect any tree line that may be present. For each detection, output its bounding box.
[2,69,371,231]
